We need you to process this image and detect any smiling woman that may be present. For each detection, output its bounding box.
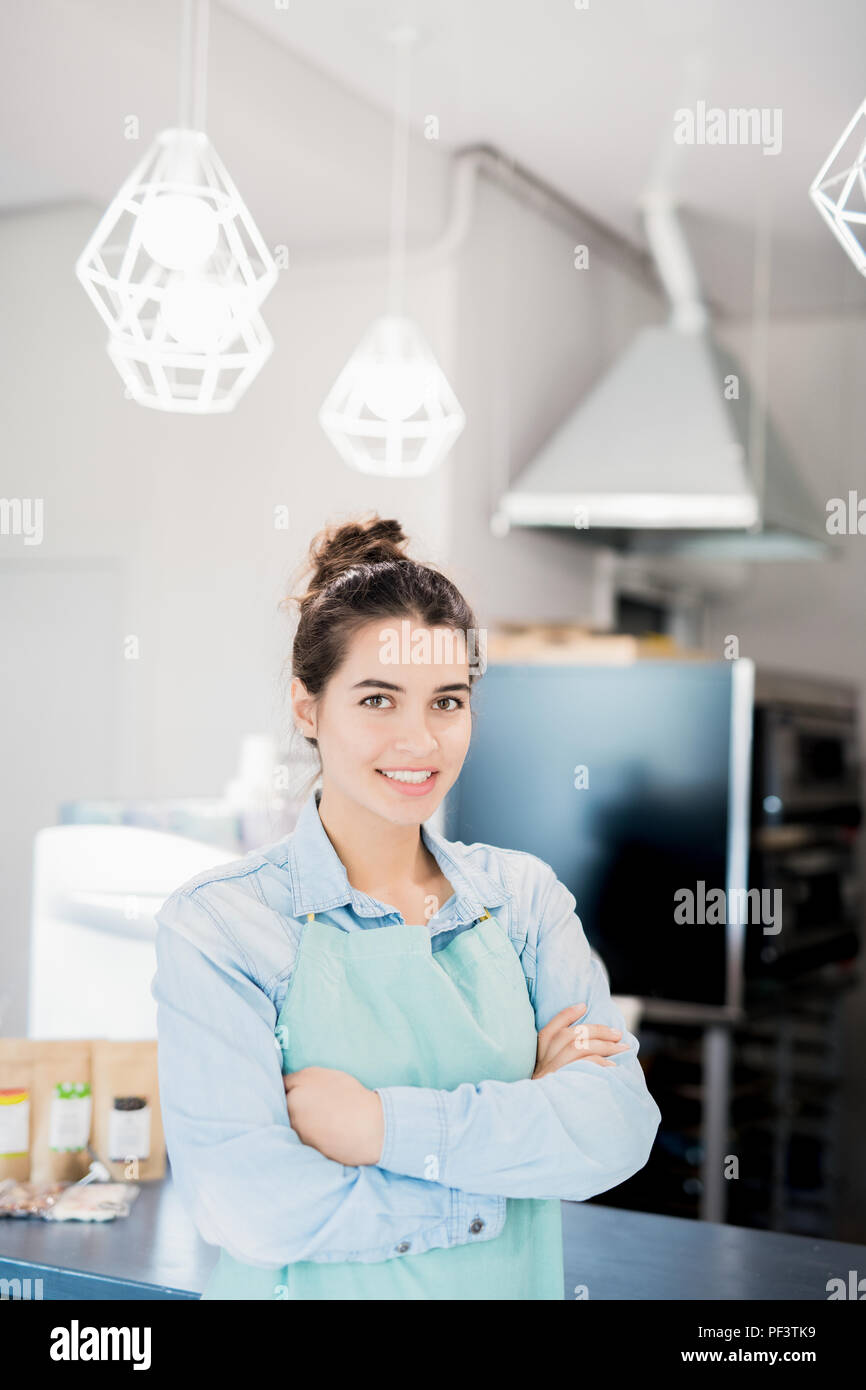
[286,517,480,928]
[285,518,481,923]
[152,512,661,1301]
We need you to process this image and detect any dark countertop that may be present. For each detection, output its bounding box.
[1,1175,864,1300]
[0,1176,211,1300]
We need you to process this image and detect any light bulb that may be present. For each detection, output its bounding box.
[160,279,234,351]
[139,194,220,271]
[362,362,431,420]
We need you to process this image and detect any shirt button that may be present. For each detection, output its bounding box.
[395,1241,411,1254]
[469,1219,485,1234]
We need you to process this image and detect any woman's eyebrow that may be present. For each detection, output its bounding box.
[351,679,472,694]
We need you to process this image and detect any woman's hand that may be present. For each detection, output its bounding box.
[283,1066,385,1166]
[532,1004,630,1079]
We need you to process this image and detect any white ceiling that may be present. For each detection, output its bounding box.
[224,0,866,315]
[3,0,866,315]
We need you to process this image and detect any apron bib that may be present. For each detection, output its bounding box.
[201,908,564,1300]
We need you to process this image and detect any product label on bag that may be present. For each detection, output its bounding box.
[108,1097,151,1161]
[49,1081,92,1152]
[0,1088,30,1157]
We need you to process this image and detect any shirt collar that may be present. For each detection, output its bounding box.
[284,787,512,928]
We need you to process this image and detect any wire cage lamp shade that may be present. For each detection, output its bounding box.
[319,29,465,474]
[318,314,466,477]
[76,126,277,412]
[809,97,866,276]
[105,302,273,415]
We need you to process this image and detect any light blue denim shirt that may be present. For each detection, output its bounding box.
[152,787,662,1268]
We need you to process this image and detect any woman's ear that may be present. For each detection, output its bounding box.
[290,676,318,739]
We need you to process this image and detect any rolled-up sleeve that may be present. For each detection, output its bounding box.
[374,865,662,1200]
[153,889,500,1266]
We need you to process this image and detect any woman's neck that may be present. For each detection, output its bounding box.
[316,784,438,898]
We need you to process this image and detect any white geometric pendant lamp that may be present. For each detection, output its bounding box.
[319,313,465,476]
[809,97,866,276]
[318,27,464,475]
[75,1,276,412]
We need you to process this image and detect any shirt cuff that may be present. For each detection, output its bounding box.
[373,1085,447,1181]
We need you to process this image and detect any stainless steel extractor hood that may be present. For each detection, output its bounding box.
[498,196,831,560]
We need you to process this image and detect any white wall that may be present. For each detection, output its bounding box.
[704,313,866,677]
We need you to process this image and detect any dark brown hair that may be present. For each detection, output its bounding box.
[284,512,480,753]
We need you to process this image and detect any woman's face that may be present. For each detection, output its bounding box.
[292,616,474,825]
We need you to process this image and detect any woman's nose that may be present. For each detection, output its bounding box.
[393,722,438,754]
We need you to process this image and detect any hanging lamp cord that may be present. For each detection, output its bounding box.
[179,0,210,132]
[386,28,415,318]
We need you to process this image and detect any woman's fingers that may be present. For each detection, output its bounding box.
[538,1008,622,1050]
[533,1052,618,1079]
[539,1004,587,1036]
[539,1019,624,1061]
[534,1007,631,1076]
[567,1037,631,1061]
[570,1022,623,1044]
[572,1036,630,1055]
[552,1035,630,1067]
[535,1005,586,1065]
[533,1027,632,1078]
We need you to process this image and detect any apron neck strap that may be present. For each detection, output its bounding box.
[306,907,492,923]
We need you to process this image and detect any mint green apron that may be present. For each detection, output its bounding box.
[201,907,564,1300]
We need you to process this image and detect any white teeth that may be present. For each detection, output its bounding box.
[379,769,434,784]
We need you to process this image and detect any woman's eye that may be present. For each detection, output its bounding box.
[361,694,464,711]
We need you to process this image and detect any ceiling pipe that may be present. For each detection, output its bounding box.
[284,146,480,281]
[639,192,709,334]
[287,143,673,305]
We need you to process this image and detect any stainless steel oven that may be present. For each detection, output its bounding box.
[748,670,862,995]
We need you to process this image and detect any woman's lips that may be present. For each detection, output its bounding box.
[375,769,439,797]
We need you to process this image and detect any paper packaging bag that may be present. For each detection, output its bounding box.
[0,1039,93,1184]
[0,1040,34,1183]
[30,1040,93,1184]
[91,1040,165,1181]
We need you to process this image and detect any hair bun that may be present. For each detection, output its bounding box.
[306,514,409,596]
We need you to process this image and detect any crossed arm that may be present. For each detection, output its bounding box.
[282,1001,630,1165]
[281,868,660,1200]
[153,870,661,1267]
